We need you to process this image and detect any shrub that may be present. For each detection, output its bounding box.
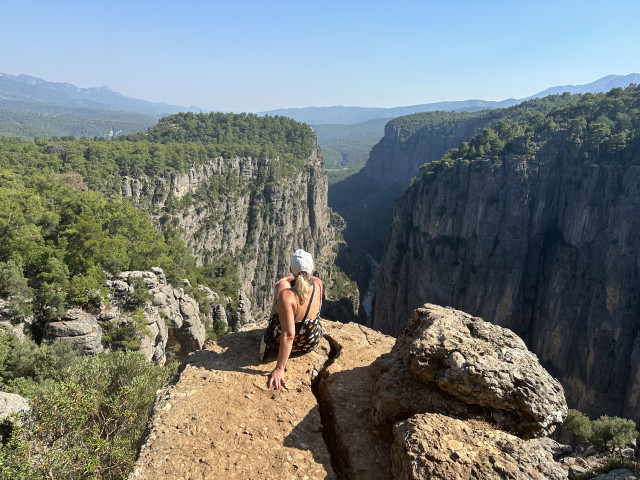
[563,409,593,447]
[0,346,177,479]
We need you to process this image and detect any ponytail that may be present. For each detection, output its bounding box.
[293,274,311,304]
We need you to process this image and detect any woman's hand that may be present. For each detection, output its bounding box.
[262,366,286,389]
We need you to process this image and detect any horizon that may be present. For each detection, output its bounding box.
[1,0,639,112]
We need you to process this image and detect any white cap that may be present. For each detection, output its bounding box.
[290,249,314,275]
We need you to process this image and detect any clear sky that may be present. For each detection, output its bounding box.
[1,0,639,112]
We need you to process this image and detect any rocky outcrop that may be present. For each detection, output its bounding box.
[132,305,567,479]
[373,127,640,420]
[131,321,336,479]
[120,142,340,317]
[370,305,567,440]
[42,269,209,362]
[43,308,103,355]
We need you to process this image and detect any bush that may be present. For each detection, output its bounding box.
[563,409,593,447]
[0,343,177,479]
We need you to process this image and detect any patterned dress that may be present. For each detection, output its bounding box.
[263,279,323,354]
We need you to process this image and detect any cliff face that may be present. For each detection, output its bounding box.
[120,142,339,315]
[329,117,489,259]
[373,129,640,419]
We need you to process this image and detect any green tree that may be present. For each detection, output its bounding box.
[589,415,638,452]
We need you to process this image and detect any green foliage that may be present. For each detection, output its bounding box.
[129,276,153,304]
[206,319,229,342]
[128,111,314,160]
[563,408,639,454]
[193,257,241,309]
[0,257,33,317]
[0,167,205,324]
[2,336,77,387]
[589,414,638,452]
[67,265,108,306]
[417,85,640,187]
[563,409,594,446]
[328,265,360,300]
[0,328,176,479]
[102,307,149,351]
[0,419,41,480]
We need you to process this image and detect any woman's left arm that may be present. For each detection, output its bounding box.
[264,290,296,389]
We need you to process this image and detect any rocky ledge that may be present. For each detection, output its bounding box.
[131,304,568,479]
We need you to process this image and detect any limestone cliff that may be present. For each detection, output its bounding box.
[120,141,341,317]
[373,109,640,419]
[329,114,489,260]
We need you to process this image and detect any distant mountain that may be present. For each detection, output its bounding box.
[261,74,640,125]
[525,73,640,99]
[0,73,206,116]
[260,99,517,125]
[0,73,211,138]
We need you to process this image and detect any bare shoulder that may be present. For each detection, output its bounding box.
[276,276,295,289]
[277,288,297,308]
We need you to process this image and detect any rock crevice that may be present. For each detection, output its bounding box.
[131,305,568,479]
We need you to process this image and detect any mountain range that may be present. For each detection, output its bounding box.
[0,72,205,116]
[262,73,640,124]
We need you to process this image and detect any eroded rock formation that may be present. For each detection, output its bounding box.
[43,268,209,362]
[131,305,567,479]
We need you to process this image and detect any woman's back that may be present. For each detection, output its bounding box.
[292,276,322,322]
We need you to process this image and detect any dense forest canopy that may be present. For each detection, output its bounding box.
[0,112,316,196]
[420,85,640,177]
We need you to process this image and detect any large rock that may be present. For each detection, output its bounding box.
[371,305,567,439]
[0,392,30,422]
[403,304,567,437]
[43,310,103,355]
[370,337,525,437]
[106,270,207,363]
[391,413,566,480]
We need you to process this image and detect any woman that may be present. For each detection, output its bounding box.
[261,249,323,390]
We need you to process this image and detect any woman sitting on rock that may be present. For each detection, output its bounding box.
[261,249,323,389]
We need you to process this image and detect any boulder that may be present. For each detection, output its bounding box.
[592,469,638,480]
[403,305,567,436]
[0,392,30,422]
[43,310,103,355]
[391,413,566,480]
[371,304,567,438]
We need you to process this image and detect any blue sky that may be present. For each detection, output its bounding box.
[1,0,639,112]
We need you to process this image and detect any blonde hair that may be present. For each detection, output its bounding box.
[293,273,311,304]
